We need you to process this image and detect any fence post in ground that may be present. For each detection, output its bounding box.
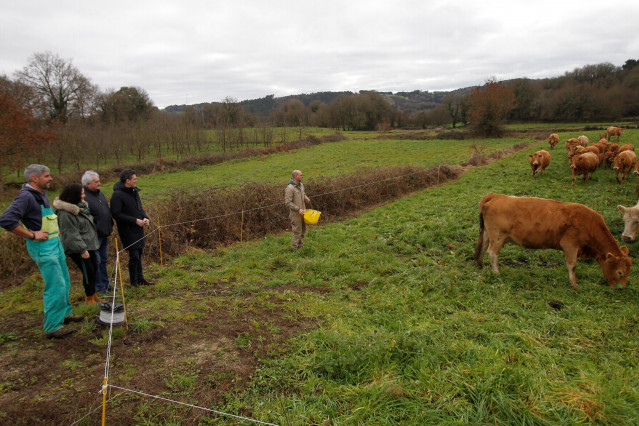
[158,217,163,267]
[240,210,244,242]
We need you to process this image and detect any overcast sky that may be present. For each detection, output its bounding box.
[1,1,637,108]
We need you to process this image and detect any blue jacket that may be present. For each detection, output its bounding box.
[0,184,51,232]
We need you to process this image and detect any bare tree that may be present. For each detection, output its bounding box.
[15,51,97,123]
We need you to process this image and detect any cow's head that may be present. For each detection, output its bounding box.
[529,153,540,166]
[618,204,639,242]
[602,247,632,288]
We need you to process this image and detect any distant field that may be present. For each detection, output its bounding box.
[127,137,527,199]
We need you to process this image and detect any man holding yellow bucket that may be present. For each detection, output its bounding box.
[285,170,312,250]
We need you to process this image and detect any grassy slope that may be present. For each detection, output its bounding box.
[2,128,639,424]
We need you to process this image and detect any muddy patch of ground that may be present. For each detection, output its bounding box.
[0,282,325,424]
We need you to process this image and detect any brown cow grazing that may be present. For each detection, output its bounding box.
[604,150,617,169]
[594,139,609,154]
[565,138,580,151]
[618,201,639,242]
[568,145,600,165]
[613,150,637,184]
[578,145,599,155]
[475,193,632,289]
[608,126,625,141]
[592,141,608,164]
[599,132,608,140]
[548,133,559,150]
[574,145,601,167]
[568,144,586,157]
[602,143,621,168]
[570,152,599,185]
[529,150,551,178]
[577,135,589,146]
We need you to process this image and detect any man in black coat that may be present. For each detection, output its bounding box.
[82,170,114,293]
[110,169,153,286]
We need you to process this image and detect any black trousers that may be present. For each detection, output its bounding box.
[68,251,98,296]
[127,247,144,284]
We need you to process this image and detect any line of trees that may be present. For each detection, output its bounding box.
[423,60,639,130]
[0,52,276,189]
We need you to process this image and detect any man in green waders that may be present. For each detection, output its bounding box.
[0,164,82,338]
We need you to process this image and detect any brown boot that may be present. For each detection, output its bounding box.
[46,327,75,339]
[64,315,84,324]
[85,294,100,304]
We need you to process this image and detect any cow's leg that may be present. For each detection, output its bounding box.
[560,242,579,289]
[474,231,488,267]
[486,237,506,274]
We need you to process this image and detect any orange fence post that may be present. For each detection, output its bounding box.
[101,377,108,425]
[158,217,163,267]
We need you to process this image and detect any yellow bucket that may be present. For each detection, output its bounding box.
[303,209,321,225]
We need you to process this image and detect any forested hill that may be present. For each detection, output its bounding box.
[161,59,639,123]
[162,87,473,118]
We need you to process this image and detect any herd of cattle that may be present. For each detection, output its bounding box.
[531,126,633,185]
[476,126,639,290]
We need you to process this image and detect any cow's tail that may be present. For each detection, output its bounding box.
[473,210,485,266]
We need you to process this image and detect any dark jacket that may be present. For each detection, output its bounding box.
[83,186,113,238]
[53,198,99,255]
[110,181,148,250]
[0,184,50,232]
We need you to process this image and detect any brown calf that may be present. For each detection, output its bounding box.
[529,150,551,178]
[613,150,637,184]
[570,152,598,185]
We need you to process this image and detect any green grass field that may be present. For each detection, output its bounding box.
[198,133,639,424]
[133,137,522,199]
[1,128,639,424]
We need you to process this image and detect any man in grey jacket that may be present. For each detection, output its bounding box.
[82,170,113,293]
[284,170,311,250]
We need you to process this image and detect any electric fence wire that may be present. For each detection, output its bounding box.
[116,166,436,253]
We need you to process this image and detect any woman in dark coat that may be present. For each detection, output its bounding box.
[54,184,100,304]
[109,169,153,286]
